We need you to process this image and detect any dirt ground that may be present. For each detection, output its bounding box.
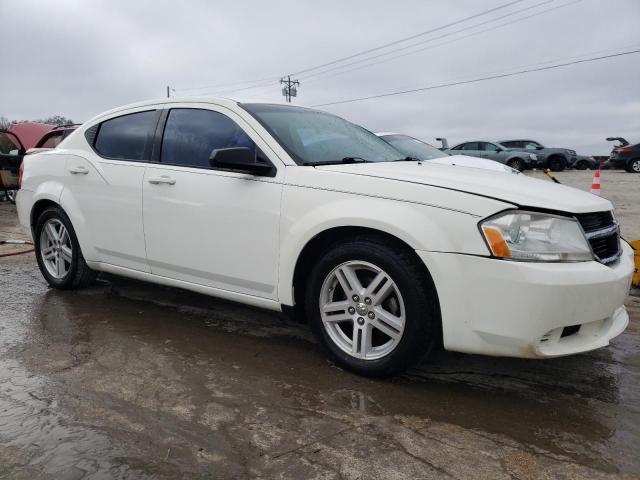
[0,170,639,479]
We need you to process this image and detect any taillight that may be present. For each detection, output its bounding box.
[18,159,24,189]
[619,146,632,154]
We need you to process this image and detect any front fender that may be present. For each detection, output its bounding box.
[277,185,490,305]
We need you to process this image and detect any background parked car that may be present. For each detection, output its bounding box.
[444,140,537,171]
[27,124,79,154]
[607,137,640,173]
[499,139,576,171]
[574,154,598,170]
[376,133,519,173]
[0,130,26,203]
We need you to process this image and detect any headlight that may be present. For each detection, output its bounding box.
[480,211,593,262]
[528,153,537,160]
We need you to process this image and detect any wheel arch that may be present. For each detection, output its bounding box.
[30,198,61,230]
[288,225,444,345]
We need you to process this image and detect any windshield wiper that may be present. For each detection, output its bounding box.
[393,156,420,162]
[302,157,371,166]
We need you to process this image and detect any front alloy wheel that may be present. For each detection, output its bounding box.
[320,261,405,360]
[628,159,640,173]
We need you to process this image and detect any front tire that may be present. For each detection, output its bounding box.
[507,158,525,172]
[305,236,439,377]
[34,206,96,289]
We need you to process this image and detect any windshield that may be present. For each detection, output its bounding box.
[380,134,448,160]
[241,103,403,165]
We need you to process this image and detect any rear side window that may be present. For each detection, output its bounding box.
[160,108,255,168]
[460,142,479,151]
[501,141,520,148]
[94,110,156,160]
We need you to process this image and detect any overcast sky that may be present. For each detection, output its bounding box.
[1,0,639,154]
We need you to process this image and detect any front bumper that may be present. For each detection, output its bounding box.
[417,241,634,358]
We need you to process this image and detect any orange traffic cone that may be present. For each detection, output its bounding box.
[590,169,601,196]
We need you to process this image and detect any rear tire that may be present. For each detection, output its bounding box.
[506,158,525,172]
[305,235,439,377]
[34,206,96,289]
[626,158,640,173]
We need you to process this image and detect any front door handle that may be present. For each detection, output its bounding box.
[148,175,176,185]
[69,166,89,175]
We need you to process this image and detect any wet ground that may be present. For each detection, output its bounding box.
[1,170,639,479]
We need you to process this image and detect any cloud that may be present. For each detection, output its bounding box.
[1,0,638,154]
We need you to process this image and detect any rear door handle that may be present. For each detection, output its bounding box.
[69,166,89,175]
[148,175,176,185]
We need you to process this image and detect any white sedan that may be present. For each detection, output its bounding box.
[376,132,519,173]
[16,98,634,377]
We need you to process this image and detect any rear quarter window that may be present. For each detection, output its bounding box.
[94,110,156,160]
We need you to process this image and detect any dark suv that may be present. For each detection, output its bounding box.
[606,138,640,173]
[499,139,577,171]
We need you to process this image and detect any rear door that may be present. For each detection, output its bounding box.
[142,105,283,300]
[63,107,160,272]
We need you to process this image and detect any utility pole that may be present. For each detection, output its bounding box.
[280,76,300,103]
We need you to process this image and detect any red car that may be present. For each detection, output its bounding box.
[0,124,78,203]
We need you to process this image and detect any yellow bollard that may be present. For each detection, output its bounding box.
[631,240,640,287]
[545,169,560,184]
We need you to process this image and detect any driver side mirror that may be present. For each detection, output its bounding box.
[209,147,275,177]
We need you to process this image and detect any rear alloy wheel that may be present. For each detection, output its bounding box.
[306,236,439,377]
[627,158,640,173]
[507,158,525,172]
[34,206,96,289]
[548,157,566,172]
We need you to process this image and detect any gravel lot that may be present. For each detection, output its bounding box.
[0,170,638,479]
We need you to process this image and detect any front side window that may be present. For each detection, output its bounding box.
[161,109,255,168]
[522,141,540,150]
[241,104,402,165]
[94,110,156,160]
[380,134,447,160]
[481,142,500,151]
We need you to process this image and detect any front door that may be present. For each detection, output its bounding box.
[142,106,282,300]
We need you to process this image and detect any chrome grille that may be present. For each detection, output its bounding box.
[576,211,621,265]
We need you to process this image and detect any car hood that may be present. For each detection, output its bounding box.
[429,154,517,173]
[315,157,612,214]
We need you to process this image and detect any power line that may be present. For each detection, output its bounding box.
[311,49,640,107]
[289,0,527,77]
[175,0,527,95]
[300,0,570,83]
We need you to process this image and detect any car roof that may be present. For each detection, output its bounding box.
[375,132,401,137]
[85,97,308,125]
